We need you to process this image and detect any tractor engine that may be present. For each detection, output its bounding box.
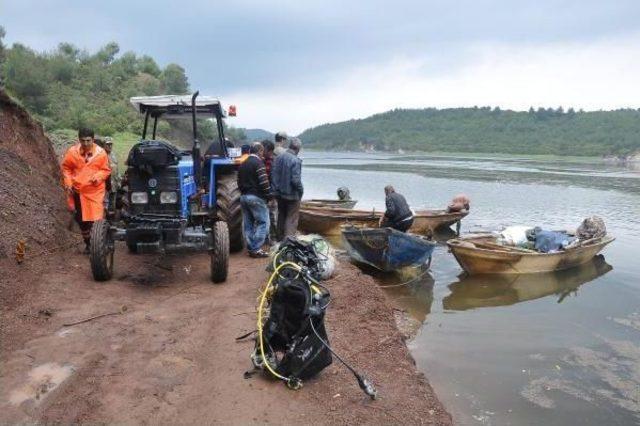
[126,140,195,217]
[124,140,202,253]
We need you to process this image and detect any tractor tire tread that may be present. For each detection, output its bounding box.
[216,173,243,252]
[211,221,229,283]
[90,219,114,281]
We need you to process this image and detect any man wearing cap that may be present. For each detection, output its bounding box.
[103,137,120,189]
[103,137,120,213]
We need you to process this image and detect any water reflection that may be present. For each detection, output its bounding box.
[353,264,435,324]
[443,255,613,311]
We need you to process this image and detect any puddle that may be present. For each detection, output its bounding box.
[9,363,75,406]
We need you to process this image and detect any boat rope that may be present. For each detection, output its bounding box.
[377,266,432,288]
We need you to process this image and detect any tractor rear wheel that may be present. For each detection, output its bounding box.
[90,219,114,281]
[210,221,229,283]
[216,173,243,252]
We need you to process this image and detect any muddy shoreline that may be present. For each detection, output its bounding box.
[1,244,451,425]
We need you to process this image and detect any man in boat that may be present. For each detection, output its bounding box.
[261,139,278,245]
[272,137,303,240]
[379,185,413,232]
[61,127,111,253]
[237,142,273,257]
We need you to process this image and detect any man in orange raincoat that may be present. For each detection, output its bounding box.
[61,128,111,253]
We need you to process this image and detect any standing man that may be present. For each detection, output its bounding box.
[274,131,288,157]
[261,139,277,244]
[103,137,120,211]
[379,185,414,232]
[272,137,303,240]
[61,128,111,253]
[236,144,251,163]
[237,142,272,258]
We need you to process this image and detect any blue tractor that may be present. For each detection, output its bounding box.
[90,92,243,283]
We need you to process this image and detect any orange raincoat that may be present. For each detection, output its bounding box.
[61,143,111,221]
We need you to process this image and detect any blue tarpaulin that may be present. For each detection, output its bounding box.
[533,230,576,253]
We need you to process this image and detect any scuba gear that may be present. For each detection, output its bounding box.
[254,261,377,399]
[270,235,335,281]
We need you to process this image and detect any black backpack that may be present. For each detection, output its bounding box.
[259,272,332,380]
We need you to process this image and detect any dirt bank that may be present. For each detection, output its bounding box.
[0,89,74,263]
[1,248,451,425]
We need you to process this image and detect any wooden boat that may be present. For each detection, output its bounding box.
[298,206,468,236]
[342,227,436,272]
[443,254,612,310]
[301,199,358,209]
[447,233,614,275]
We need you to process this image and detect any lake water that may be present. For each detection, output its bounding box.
[301,151,640,425]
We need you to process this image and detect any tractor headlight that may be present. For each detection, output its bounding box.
[160,191,178,204]
[131,192,149,204]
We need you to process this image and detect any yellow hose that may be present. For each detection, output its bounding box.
[257,261,302,382]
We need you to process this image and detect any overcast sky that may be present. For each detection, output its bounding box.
[3,0,640,133]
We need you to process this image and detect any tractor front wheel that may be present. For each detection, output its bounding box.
[90,219,114,281]
[216,173,243,252]
[210,221,229,283]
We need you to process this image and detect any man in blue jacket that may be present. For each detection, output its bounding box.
[272,137,303,240]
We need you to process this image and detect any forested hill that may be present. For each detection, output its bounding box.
[298,107,640,157]
[0,28,245,143]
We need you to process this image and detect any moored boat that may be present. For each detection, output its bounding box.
[299,206,468,236]
[447,233,615,275]
[301,199,358,209]
[443,254,612,310]
[342,227,436,272]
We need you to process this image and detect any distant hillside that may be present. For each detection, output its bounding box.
[298,107,640,157]
[0,30,245,143]
[243,128,274,141]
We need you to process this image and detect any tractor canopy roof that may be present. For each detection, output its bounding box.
[130,94,227,118]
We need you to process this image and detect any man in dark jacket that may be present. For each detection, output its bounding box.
[237,142,272,257]
[272,137,303,240]
[261,139,277,244]
[379,185,413,232]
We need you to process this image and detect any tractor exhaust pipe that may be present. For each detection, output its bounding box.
[191,91,202,188]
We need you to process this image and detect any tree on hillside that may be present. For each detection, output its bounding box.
[95,42,120,65]
[0,26,5,87]
[3,43,49,113]
[138,55,161,77]
[161,64,189,94]
[0,26,5,64]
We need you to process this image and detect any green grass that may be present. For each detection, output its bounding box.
[110,131,140,169]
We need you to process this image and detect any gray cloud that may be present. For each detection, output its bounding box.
[2,0,640,131]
